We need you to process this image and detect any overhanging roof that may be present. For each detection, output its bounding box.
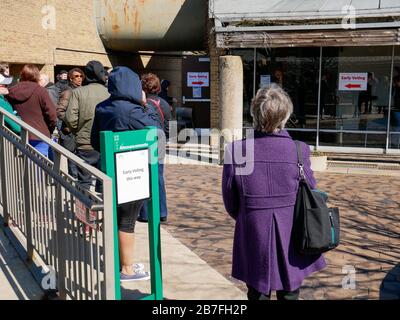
[209,0,400,23]
[210,0,400,48]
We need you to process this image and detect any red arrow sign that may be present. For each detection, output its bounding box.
[345,83,361,89]
[192,81,204,85]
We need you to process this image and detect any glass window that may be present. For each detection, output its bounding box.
[389,46,400,150]
[320,46,393,148]
[229,49,255,127]
[256,47,320,145]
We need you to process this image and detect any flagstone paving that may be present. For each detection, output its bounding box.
[162,164,400,300]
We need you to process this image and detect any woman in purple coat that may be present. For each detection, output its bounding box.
[222,84,326,300]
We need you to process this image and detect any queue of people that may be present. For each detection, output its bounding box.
[1,60,330,298]
[0,61,172,283]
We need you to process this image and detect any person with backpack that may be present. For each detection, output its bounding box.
[137,73,170,223]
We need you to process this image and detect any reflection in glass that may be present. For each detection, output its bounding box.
[320,46,392,148]
[390,47,400,149]
[256,47,320,145]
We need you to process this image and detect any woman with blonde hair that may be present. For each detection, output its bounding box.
[222,84,326,300]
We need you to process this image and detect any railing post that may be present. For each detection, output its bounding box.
[100,131,118,300]
[0,113,10,226]
[21,129,34,259]
[102,175,116,300]
[53,151,67,299]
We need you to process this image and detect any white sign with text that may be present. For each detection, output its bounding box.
[115,149,150,204]
[187,72,209,87]
[260,75,271,88]
[339,73,368,91]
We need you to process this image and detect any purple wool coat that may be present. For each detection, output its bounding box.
[222,130,326,294]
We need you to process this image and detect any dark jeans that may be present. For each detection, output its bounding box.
[139,163,168,220]
[247,285,300,301]
[75,149,101,191]
[59,131,78,179]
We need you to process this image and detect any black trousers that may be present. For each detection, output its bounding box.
[59,131,78,179]
[75,149,101,191]
[247,284,300,300]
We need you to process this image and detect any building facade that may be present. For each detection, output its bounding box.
[209,0,400,154]
[0,0,192,103]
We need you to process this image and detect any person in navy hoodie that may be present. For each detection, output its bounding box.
[91,66,161,282]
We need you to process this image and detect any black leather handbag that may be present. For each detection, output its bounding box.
[292,141,340,255]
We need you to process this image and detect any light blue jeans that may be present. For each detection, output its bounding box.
[29,140,49,158]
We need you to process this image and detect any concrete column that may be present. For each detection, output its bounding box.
[219,55,243,144]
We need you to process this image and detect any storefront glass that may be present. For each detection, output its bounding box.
[256,47,320,145]
[390,46,400,150]
[319,46,393,149]
[232,45,399,152]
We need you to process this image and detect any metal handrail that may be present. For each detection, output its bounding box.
[0,108,109,181]
[0,107,115,300]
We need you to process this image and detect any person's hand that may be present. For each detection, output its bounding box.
[172,97,178,104]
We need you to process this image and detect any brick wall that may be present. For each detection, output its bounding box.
[0,0,112,80]
[0,0,183,98]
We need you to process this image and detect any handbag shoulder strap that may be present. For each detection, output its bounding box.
[147,98,165,123]
[294,141,306,181]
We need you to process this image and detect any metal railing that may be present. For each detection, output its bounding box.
[0,108,115,300]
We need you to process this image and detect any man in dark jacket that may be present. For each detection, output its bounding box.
[91,66,160,282]
[39,73,60,105]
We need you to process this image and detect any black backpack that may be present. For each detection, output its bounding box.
[292,141,340,255]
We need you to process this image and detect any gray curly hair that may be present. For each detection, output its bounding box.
[251,83,293,133]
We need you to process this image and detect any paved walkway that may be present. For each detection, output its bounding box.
[162,164,400,300]
[1,159,399,300]
[121,223,246,300]
[0,228,43,300]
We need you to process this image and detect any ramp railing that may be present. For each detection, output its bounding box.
[0,108,115,300]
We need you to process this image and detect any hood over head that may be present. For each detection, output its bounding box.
[108,66,142,104]
[8,81,40,103]
[85,60,106,85]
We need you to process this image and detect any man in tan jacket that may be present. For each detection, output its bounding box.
[56,68,85,178]
[65,61,110,190]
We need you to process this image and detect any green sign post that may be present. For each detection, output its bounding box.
[100,127,163,300]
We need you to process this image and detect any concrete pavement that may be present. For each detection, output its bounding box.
[162,163,400,300]
[0,228,43,300]
[1,151,400,300]
[121,223,246,300]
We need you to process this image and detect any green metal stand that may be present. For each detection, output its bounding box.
[100,127,163,300]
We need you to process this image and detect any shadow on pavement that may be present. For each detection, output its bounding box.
[0,228,43,300]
